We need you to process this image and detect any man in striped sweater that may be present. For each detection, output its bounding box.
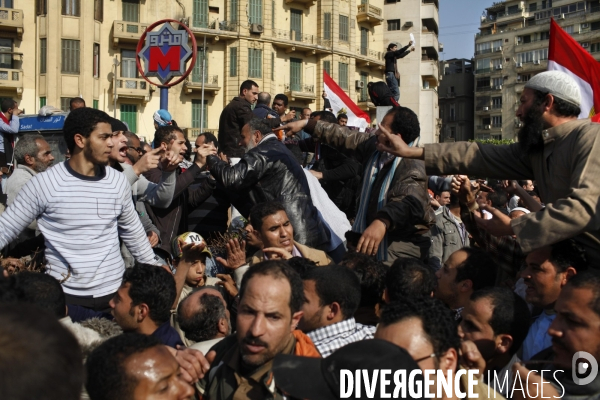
[0,108,163,310]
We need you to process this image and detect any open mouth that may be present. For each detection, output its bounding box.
[118,145,128,158]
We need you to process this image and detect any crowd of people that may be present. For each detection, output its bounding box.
[0,67,599,400]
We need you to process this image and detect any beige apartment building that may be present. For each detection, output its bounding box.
[383,0,441,144]
[0,0,386,141]
[474,0,600,140]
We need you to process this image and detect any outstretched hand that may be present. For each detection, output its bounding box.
[194,143,217,168]
[375,123,423,159]
[215,239,247,270]
[161,150,184,172]
[279,119,308,134]
[133,147,163,175]
[476,204,515,237]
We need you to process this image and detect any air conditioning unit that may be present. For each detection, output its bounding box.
[582,42,590,48]
[250,23,264,34]
[495,64,503,70]
[517,75,522,82]
[355,80,364,89]
[405,21,414,27]
[559,13,566,19]
[582,23,590,29]
[179,17,190,27]
[483,106,490,111]
[533,60,541,65]
[484,125,492,130]
[516,62,523,68]
[496,46,503,52]
[495,85,503,90]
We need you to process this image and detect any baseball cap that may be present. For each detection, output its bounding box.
[171,232,212,259]
[272,339,424,400]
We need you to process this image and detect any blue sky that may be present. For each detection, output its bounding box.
[439,0,484,60]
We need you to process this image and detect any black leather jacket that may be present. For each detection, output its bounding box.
[207,136,331,250]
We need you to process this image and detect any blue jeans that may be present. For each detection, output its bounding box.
[385,71,400,102]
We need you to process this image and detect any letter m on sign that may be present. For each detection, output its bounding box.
[148,47,181,72]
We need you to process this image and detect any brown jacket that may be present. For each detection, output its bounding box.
[424,119,600,264]
[250,241,333,266]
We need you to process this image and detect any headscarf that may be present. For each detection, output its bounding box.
[153,109,172,127]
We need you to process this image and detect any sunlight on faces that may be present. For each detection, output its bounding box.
[436,191,451,207]
[256,211,294,254]
[239,123,259,152]
[298,279,327,333]
[459,297,502,362]
[109,131,129,163]
[243,85,259,104]
[31,139,55,172]
[184,255,208,288]
[521,247,565,308]
[272,100,286,116]
[167,131,187,157]
[434,250,469,308]
[125,345,195,400]
[549,286,600,368]
[109,282,139,332]
[79,121,114,165]
[236,275,302,368]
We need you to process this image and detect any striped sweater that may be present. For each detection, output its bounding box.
[0,161,161,297]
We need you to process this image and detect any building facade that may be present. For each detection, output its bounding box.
[383,0,441,144]
[0,0,385,141]
[474,0,600,140]
[438,58,474,143]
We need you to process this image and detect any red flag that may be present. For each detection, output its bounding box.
[548,18,600,121]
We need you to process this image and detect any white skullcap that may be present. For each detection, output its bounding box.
[524,70,581,107]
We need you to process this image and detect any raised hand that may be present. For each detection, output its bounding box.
[263,247,293,260]
[476,204,515,237]
[215,239,247,270]
[279,119,308,135]
[161,150,184,172]
[132,147,163,175]
[216,273,239,297]
[375,123,423,159]
[194,143,217,168]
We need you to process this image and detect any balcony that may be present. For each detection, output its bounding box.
[0,68,22,94]
[284,83,316,102]
[114,76,150,103]
[284,0,316,7]
[357,2,383,27]
[475,105,492,114]
[272,28,332,54]
[113,21,150,48]
[186,128,218,140]
[184,75,220,94]
[358,97,376,111]
[0,7,23,38]
[355,47,385,68]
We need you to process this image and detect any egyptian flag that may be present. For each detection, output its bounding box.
[548,18,600,121]
[323,70,371,131]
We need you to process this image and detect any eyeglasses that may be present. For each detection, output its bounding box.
[128,146,146,155]
[413,353,437,363]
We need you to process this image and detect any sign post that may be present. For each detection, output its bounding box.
[136,19,197,112]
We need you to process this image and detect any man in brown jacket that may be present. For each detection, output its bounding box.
[281,106,435,263]
[375,70,600,265]
[218,80,259,158]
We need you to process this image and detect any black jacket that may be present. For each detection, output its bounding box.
[207,136,331,250]
[218,97,255,158]
[384,44,412,73]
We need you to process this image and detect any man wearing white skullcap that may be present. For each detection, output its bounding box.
[365,69,600,266]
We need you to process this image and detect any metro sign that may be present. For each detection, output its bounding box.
[138,23,192,85]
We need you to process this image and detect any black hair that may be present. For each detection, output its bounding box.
[0,304,83,400]
[517,180,530,188]
[488,190,508,208]
[531,89,581,118]
[70,97,86,108]
[471,287,531,356]
[178,293,227,342]
[240,80,259,94]
[63,107,113,153]
[550,239,588,274]
[337,113,348,121]
[387,258,435,302]
[274,93,289,106]
[198,132,218,149]
[257,92,271,105]
[454,247,498,291]
[248,117,272,136]
[0,272,65,318]
[386,106,420,144]
[566,270,600,317]
[249,201,287,232]
[122,264,176,325]
[314,110,338,124]
[286,257,317,279]
[380,297,461,355]
[387,43,397,51]
[239,260,305,314]
[303,265,362,320]
[0,98,15,112]
[154,125,184,147]
[340,252,387,308]
[86,333,162,400]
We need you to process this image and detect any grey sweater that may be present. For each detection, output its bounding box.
[119,162,176,208]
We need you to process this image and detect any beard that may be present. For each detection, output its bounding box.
[245,137,257,153]
[518,103,546,155]
[33,159,50,173]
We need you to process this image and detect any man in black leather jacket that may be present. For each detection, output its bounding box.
[206,118,331,251]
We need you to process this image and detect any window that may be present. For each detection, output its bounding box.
[516,48,548,64]
[492,77,503,87]
[248,48,262,78]
[121,50,137,79]
[193,0,208,28]
[40,97,46,109]
[271,52,274,80]
[60,98,70,112]
[323,60,331,75]
[192,47,207,82]
[492,115,502,127]
[120,104,137,132]
[385,0,398,3]
[229,47,237,76]
[122,0,139,23]
[192,100,208,129]
[94,0,103,22]
[476,58,490,72]
[249,0,263,24]
[387,19,400,31]
[0,0,12,7]
[230,0,238,23]
[359,72,368,101]
[564,25,574,34]
[0,38,13,69]
[492,58,502,68]
[93,44,100,78]
[338,62,348,90]
[360,28,368,55]
[324,13,331,40]
[271,1,275,29]
[36,0,47,15]
[591,43,600,53]
[40,38,47,74]
[61,40,80,73]
[93,100,99,109]
[529,3,537,12]
[592,21,600,31]
[291,9,302,41]
[449,107,455,121]
[62,0,80,16]
[290,58,302,91]
[339,15,349,41]
[519,73,532,82]
[492,96,502,108]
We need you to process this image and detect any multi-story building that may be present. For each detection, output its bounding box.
[438,58,474,143]
[474,0,600,140]
[0,0,385,142]
[383,0,442,144]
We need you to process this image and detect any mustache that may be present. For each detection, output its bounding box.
[243,336,269,348]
